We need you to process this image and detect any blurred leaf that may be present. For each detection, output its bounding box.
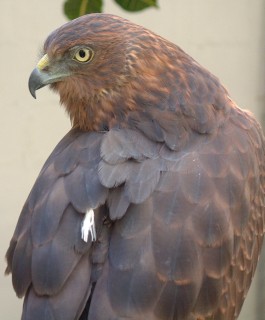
[64,0,103,20]
[114,0,157,11]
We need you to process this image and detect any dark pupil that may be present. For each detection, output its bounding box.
[79,50,86,58]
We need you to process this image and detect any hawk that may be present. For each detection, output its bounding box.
[5,13,265,320]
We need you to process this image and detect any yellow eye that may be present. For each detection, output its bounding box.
[73,48,93,63]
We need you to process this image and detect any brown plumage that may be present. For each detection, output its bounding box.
[5,13,265,320]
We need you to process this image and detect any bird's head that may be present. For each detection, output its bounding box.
[29,14,227,132]
[29,14,139,130]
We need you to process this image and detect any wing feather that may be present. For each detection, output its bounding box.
[6,103,265,320]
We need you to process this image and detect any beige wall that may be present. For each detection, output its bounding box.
[1,0,264,318]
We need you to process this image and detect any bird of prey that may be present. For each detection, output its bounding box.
[5,13,265,320]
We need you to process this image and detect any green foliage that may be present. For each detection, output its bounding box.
[64,0,158,20]
[114,0,157,12]
[64,0,103,20]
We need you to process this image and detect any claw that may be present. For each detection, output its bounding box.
[81,209,96,242]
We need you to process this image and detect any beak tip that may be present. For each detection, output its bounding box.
[28,68,43,99]
[29,86,37,99]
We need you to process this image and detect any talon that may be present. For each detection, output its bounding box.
[81,209,96,242]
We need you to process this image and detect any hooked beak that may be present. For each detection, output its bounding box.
[28,67,51,99]
[28,54,70,98]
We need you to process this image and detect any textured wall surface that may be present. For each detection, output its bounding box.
[1,0,264,319]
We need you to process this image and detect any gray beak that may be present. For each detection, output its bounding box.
[28,68,51,99]
[28,53,70,98]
